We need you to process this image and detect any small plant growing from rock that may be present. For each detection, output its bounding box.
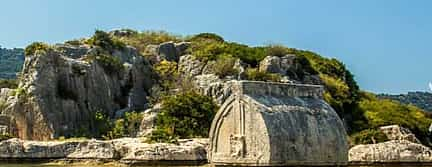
[245,68,281,82]
[24,42,49,56]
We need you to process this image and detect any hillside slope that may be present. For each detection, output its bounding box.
[379,92,432,112]
[0,47,24,79]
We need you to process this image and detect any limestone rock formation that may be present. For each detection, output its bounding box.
[178,54,206,78]
[1,44,156,140]
[144,42,190,64]
[349,140,432,162]
[259,55,322,85]
[0,138,208,162]
[380,125,421,143]
[209,81,348,166]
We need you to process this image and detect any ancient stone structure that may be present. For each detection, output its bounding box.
[209,81,348,166]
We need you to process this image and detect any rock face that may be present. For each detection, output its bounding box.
[0,138,208,162]
[208,81,348,166]
[1,45,156,140]
[349,140,432,162]
[380,125,420,143]
[259,55,322,85]
[145,42,190,64]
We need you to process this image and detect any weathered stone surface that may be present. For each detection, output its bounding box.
[137,104,161,138]
[349,140,432,162]
[144,42,190,64]
[3,45,156,140]
[380,125,420,144]
[55,44,90,59]
[193,74,234,105]
[0,138,208,161]
[259,55,322,85]
[178,55,206,78]
[209,81,348,166]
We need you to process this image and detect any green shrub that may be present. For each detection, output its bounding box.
[350,129,388,145]
[245,68,281,82]
[84,54,124,74]
[212,54,238,78]
[266,44,289,57]
[65,39,83,46]
[150,91,218,142]
[92,111,112,138]
[0,79,18,89]
[115,30,182,55]
[25,42,49,56]
[188,40,266,66]
[189,33,224,42]
[0,134,12,141]
[104,111,143,139]
[87,30,126,52]
[154,60,178,90]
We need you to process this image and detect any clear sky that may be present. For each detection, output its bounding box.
[0,0,431,94]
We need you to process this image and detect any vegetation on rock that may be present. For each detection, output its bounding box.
[350,129,389,145]
[245,68,281,82]
[149,91,218,143]
[86,30,126,52]
[0,79,18,89]
[24,42,50,56]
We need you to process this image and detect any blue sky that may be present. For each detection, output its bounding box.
[0,0,431,94]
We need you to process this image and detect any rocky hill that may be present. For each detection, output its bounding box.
[0,29,431,147]
[0,47,24,79]
[378,92,432,112]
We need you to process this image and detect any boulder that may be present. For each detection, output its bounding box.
[178,55,206,78]
[380,125,421,143]
[193,74,234,105]
[144,42,190,64]
[158,42,178,62]
[349,140,432,162]
[138,104,162,138]
[259,55,322,85]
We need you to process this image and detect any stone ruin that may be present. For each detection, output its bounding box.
[208,81,348,166]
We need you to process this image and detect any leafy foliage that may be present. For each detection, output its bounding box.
[266,44,289,57]
[0,134,12,141]
[189,33,225,43]
[84,54,124,75]
[25,42,49,56]
[150,91,218,142]
[86,30,125,52]
[0,47,24,79]
[245,68,281,82]
[359,92,432,144]
[350,129,389,145]
[0,79,18,89]
[154,60,179,90]
[115,30,182,55]
[105,111,143,139]
[211,54,238,78]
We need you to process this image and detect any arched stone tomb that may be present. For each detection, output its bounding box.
[209,81,348,166]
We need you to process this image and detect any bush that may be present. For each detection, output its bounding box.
[0,79,18,89]
[189,33,224,42]
[154,60,178,90]
[189,40,266,66]
[104,111,143,139]
[84,54,124,74]
[266,44,289,57]
[65,39,84,46]
[212,54,238,78]
[350,129,388,145]
[0,134,12,141]
[245,68,281,82]
[25,42,49,56]
[87,30,126,52]
[115,30,182,55]
[150,91,218,142]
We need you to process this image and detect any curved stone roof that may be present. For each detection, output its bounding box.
[209,81,348,166]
